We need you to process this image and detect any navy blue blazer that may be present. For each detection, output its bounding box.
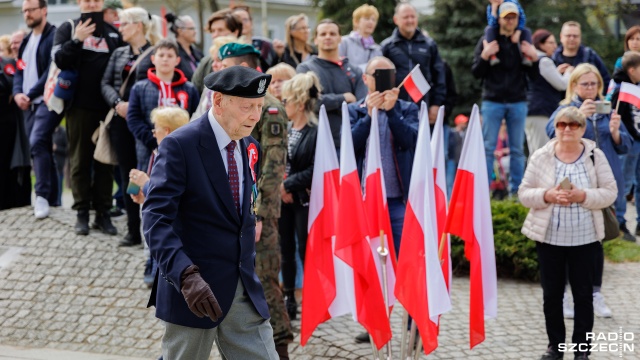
[142,113,268,329]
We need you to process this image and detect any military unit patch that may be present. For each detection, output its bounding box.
[270,123,281,135]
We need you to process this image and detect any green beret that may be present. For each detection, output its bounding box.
[103,0,123,10]
[204,66,272,98]
[218,43,261,61]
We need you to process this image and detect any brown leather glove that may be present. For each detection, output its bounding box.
[180,265,223,322]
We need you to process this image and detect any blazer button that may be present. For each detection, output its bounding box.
[240,231,243,238]
[239,261,242,268]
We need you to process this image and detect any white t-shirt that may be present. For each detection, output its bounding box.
[22,33,43,104]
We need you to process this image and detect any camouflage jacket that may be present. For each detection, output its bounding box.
[251,93,288,219]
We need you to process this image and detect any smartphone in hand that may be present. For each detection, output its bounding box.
[374,69,395,93]
[126,182,141,195]
[559,176,571,190]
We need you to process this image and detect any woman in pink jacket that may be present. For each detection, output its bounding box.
[518,106,617,360]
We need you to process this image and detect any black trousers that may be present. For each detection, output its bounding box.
[537,241,598,356]
[109,114,140,237]
[66,106,113,213]
[278,201,309,291]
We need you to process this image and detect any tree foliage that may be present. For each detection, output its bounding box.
[311,0,398,42]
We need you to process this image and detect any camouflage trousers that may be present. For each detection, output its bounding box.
[255,217,293,346]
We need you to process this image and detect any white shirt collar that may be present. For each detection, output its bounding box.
[208,108,235,151]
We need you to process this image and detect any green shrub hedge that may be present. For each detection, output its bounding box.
[450,200,539,282]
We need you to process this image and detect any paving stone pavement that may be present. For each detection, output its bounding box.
[0,205,638,359]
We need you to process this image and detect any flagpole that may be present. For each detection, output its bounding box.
[413,337,423,360]
[368,335,381,360]
[407,321,417,359]
[377,229,392,360]
[615,98,620,114]
[438,232,447,265]
[400,310,409,359]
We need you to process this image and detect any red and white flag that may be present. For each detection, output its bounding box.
[300,105,341,346]
[363,108,397,309]
[335,103,392,349]
[402,64,431,103]
[619,82,640,108]
[395,102,451,355]
[445,104,497,349]
[431,105,452,291]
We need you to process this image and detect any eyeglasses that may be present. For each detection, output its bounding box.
[555,121,582,130]
[577,81,598,88]
[21,7,41,14]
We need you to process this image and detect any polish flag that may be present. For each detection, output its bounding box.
[335,103,392,349]
[395,102,451,355]
[431,106,452,291]
[445,104,497,349]
[363,108,397,309]
[619,82,640,108]
[402,64,431,103]
[300,105,341,346]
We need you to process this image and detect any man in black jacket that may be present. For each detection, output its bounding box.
[13,0,58,218]
[472,3,538,196]
[52,0,124,235]
[296,19,367,149]
[381,2,446,123]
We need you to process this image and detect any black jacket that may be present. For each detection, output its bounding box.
[381,28,447,106]
[177,43,204,81]
[611,69,640,141]
[13,22,56,99]
[472,34,539,103]
[552,44,611,85]
[282,123,317,205]
[52,18,124,112]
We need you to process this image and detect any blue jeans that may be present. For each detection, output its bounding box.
[481,101,528,194]
[388,197,406,258]
[621,141,640,196]
[30,103,63,206]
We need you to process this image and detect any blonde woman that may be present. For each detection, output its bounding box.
[266,62,296,101]
[521,106,617,360]
[101,6,162,247]
[278,72,321,320]
[546,63,632,321]
[279,14,316,68]
[339,4,382,70]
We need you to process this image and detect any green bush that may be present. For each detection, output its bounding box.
[450,200,539,282]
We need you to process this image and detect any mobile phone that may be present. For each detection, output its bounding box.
[559,177,571,190]
[126,182,141,195]
[374,69,395,93]
[80,12,104,37]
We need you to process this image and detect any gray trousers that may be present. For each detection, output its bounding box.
[525,115,551,156]
[161,279,278,360]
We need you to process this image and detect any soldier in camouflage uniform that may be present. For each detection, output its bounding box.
[218,43,293,359]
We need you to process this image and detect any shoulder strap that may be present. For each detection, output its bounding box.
[119,46,154,97]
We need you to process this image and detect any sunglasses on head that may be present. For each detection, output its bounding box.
[555,121,582,130]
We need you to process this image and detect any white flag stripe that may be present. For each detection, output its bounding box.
[308,106,339,231]
[409,65,431,95]
[621,82,640,98]
[458,104,498,319]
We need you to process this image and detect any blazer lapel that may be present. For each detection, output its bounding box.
[196,116,241,225]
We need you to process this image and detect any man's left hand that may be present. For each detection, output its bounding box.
[255,219,262,243]
[382,88,399,111]
[521,41,539,62]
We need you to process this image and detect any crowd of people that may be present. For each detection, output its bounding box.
[1,0,639,359]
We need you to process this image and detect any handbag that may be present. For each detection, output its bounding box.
[44,19,75,114]
[590,119,620,241]
[93,46,155,165]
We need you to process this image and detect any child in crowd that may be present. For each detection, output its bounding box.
[485,0,533,66]
[127,39,200,171]
[128,107,190,287]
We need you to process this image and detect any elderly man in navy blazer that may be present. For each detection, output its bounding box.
[142,66,279,360]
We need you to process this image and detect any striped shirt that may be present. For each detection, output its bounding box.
[544,151,598,246]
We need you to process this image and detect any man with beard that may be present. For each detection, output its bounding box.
[13,0,58,218]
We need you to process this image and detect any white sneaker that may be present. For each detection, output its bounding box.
[593,292,612,318]
[563,291,574,319]
[34,196,50,219]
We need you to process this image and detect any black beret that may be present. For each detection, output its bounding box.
[203,66,272,98]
